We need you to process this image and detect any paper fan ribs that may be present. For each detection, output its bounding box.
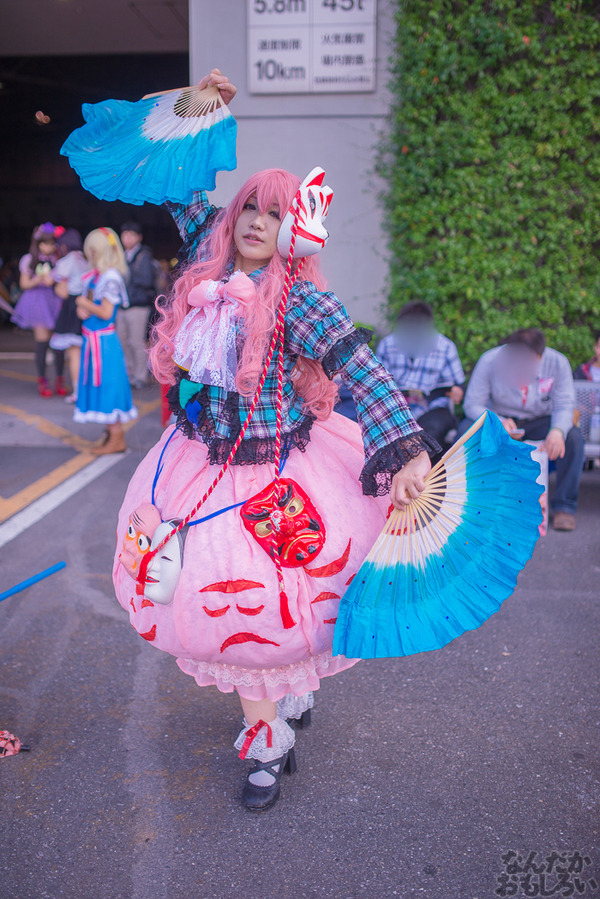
[60,85,237,206]
[332,412,544,660]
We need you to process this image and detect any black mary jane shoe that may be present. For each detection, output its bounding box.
[287,709,311,731]
[242,747,297,812]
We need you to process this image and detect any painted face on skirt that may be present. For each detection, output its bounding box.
[124,484,354,664]
[196,533,352,657]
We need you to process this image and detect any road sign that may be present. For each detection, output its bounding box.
[247,0,377,94]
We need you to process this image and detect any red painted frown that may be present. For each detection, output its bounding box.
[236,604,265,616]
[199,579,265,593]
[311,591,340,604]
[306,539,351,578]
[220,632,280,653]
[203,605,230,617]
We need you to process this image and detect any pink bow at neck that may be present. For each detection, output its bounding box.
[83,268,100,287]
[187,271,256,311]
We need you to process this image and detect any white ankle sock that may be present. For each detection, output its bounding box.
[277,690,314,721]
[234,716,295,787]
[248,762,281,787]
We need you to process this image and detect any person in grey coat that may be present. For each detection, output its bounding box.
[117,221,157,388]
[459,328,584,531]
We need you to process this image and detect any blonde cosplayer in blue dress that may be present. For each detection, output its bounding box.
[74,228,137,453]
[75,268,137,425]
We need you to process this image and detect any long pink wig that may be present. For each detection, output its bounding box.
[149,168,337,419]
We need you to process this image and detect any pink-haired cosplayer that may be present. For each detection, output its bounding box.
[113,70,438,811]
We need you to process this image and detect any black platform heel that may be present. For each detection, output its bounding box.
[287,708,312,730]
[242,747,297,812]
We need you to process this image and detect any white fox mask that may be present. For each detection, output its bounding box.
[277,167,333,259]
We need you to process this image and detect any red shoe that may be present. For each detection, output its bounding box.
[37,377,53,397]
[55,375,68,396]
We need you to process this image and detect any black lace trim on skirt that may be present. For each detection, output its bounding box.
[360,431,442,497]
[321,327,373,378]
[167,378,316,466]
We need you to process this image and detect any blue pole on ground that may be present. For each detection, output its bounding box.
[0,561,67,603]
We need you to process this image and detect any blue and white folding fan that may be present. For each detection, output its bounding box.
[333,412,543,660]
[60,85,237,205]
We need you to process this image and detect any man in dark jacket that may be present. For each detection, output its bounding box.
[118,221,156,388]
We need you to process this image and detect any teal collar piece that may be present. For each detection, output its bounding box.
[179,377,203,409]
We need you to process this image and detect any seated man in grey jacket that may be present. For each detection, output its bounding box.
[459,328,584,531]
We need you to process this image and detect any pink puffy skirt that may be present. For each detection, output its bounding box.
[112,412,388,700]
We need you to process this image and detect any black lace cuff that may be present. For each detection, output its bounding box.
[359,431,442,496]
[321,327,373,379]
[167,377,316,466]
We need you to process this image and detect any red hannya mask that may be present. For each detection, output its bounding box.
[240,478,326,568]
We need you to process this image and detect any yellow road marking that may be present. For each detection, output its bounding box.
[0,398,160,446]
[0,403,96,450]
[0,397,162,523]
[0,367,38,383]
[0,452,96,522]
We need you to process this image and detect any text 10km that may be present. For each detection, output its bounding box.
[254,60,306,81]
[253,0,366,13]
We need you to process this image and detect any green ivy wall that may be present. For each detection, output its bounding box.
[379,0,600,370]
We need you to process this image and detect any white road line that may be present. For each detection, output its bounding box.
[0,453,125,549]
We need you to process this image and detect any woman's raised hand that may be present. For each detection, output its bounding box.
[198,69,237,106]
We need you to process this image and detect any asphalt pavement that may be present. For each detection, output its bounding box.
[0,326,598,899]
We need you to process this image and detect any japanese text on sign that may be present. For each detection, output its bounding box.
[247,0,377,94]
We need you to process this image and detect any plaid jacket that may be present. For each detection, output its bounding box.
[165,192,438,494]
[376,333,465,417]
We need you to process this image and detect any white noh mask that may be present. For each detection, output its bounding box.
[144,521,185,605]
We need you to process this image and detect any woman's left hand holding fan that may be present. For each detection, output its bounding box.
[389,452,432,508]
[198,69,237,106]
